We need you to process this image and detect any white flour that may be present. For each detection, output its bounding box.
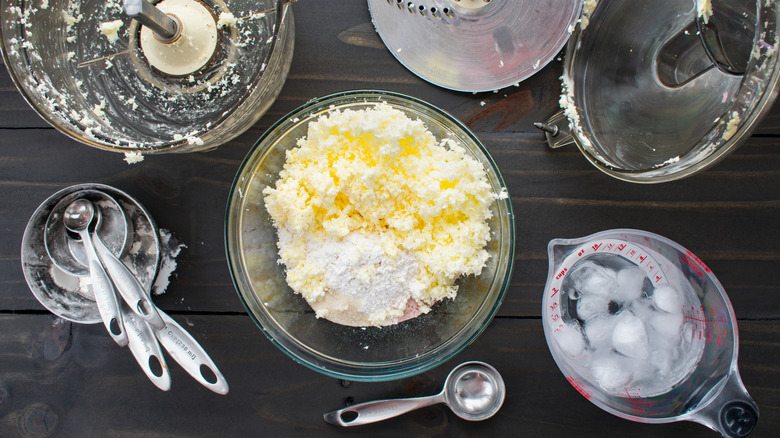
[152,229,186,295]
[293,231,422,326]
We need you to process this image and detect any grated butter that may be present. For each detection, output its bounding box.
[263,103,503,326]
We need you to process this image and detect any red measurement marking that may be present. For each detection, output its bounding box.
[550,287,559,298]
[551,313,559,322]
[628,249,636,258]
[555,267,568,280]
[577,249,585,256]
[606,243,614,251]
[654,275,663,283]
[683,315,720,326]
[638,255,647,263]
[617,243,626,252]
[680,255,704,277]
[550,302,558,312]
[622,388,650,412]
[592,243,602,251]
[567,377,592,400]
[686,250,712,273]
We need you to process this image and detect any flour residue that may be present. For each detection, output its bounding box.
[152,229,186,295]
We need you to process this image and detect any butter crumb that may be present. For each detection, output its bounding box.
[697,0,713,24]
[723,111,740,141]
[217,12,236,28]
[100,19,123,43]
[124,151,144,164]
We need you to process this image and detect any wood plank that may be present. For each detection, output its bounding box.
[3,131,780,317]
[0,315,775,437]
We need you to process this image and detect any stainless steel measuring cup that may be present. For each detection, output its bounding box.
[542,229,757,437]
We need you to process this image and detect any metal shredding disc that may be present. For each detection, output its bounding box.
[368,0,583,92]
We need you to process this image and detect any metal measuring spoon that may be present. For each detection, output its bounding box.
[324,361,505,426]
[63,199,128,347]
[121,299,171,391]
[45,191,129,279]
[93,223,166,330]
[151,310,230,395]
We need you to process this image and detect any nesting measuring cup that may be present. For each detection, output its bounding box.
[542,229,757,437]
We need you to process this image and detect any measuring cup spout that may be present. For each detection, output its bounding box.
[687,370,758,438]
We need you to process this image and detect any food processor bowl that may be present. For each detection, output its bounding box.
[543,0,779,182]
[0,0,294,155]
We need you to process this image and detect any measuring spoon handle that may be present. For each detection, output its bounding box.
[153,311,229,395]
[324,393,445,426]
[79,230,128,347]
[93,235,165,330]
[122,301,171,391]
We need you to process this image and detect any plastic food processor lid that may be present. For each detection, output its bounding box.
[552,0,780,182]
[368,0,583,92]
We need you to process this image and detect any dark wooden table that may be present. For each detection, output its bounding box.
[2,1,779,437]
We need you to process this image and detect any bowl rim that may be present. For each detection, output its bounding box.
[224,89,516,381]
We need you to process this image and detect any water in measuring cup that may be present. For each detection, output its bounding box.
[555,255,705,397]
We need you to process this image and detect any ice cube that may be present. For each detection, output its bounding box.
[612,312,649,359]
[590,352,632,393]
[577,293,610,321]
[649,348,676,378]
[629,297,655,323]
[614,267,646,303]
[653,285,682,313]
[583,314,616,350]
[570,261,617,297]
[619,355,656,385]
[648,311,684,344]
[554,324,586,357]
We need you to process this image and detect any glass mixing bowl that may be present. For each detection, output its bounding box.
[0,0,294,154]
[225,90,515,381]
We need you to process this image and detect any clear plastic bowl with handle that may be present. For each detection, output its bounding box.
[540,0,780,183]
[542,229,758,437]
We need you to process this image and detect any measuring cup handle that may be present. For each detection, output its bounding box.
[323,393,444,427]
[689,370,759,438]
[93,234,166,330]
[153,311,229,395]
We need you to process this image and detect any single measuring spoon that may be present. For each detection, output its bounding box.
[93,222,165,330]
[151,310,230,395]
[63,199,128,347]
[121,299,171,391]
[324,361,505,426]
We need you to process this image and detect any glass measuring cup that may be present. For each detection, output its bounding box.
[542,229,758,437]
